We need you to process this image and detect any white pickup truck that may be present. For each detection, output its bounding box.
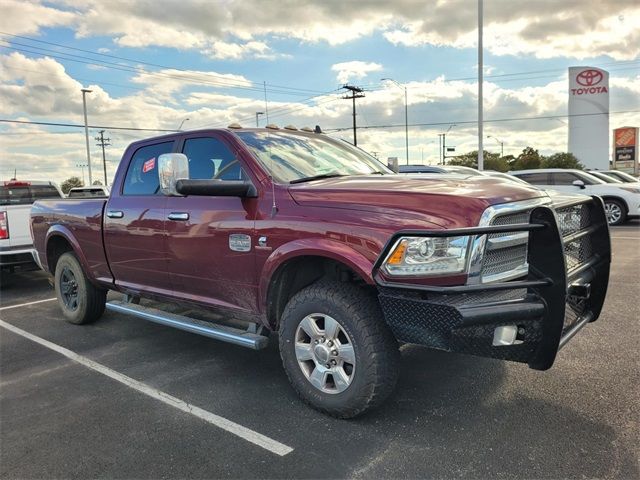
[0,180,63,271]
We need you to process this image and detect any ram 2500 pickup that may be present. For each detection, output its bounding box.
[31,126,611,418]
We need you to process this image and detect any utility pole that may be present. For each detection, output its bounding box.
[81,88,93,184]
[95,130,111,185]
[478,0,484,170]
[341,85,365,146]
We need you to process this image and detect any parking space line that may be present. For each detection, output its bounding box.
[0,319,294,457]
[610,237,639,240]
[0,298,56,311]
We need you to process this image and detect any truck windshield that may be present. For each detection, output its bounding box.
[235,131,391,183]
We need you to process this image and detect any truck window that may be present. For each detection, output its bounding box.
[182,137,246,181]
[0,184,61,205]
[123,141,174,195]
[30,185,62,200]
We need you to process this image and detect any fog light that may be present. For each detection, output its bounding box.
[493,325,522,346]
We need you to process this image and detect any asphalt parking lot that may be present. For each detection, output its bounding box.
[1,221,638,479]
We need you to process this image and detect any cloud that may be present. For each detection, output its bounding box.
[331,61,383,84]
[4,1,639,60]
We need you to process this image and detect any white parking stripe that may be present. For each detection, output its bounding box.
[610,237,639,240]
[0,319,293,457]
[0,298,56,311]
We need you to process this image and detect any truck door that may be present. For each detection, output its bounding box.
[104,140,174,295]
[165,135,259,312]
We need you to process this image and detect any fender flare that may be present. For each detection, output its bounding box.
[44,225,97,283]
[258,237,376,313]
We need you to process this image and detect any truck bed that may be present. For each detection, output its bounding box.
[31,198,113,284]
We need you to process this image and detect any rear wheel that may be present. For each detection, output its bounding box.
[279,281,399,418]
[604,199,626,226]
[54,252,106,324]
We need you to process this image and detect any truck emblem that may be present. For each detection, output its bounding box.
[229,234,251,252]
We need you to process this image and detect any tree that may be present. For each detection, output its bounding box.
[511,147,542,170]
[448,150,509,172]
[542,152,584,169]
[60,176,83,194]
[92,180,103,186]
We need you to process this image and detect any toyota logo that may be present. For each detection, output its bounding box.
[576,69,603,86]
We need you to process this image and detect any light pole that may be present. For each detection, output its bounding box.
[256,111,264,127]
[177,118,190,131]
[76,164,87,185]
[487,135,504,157]
[382,78,409,165]
[81,88,93,184]
[478,0,484,170]
[439,124,456,165]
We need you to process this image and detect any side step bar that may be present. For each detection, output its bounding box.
[106,300,269,350]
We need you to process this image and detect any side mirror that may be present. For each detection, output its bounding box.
[572,179,586,189]
[158,153,189,196]
[175,179,257,198]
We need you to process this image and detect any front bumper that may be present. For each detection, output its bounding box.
[375,198,611,370]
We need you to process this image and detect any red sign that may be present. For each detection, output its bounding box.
[142,157,156,173]
[615,127,636,147]
[576,69,603,86]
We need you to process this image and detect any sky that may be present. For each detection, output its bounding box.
[0,0,639,185]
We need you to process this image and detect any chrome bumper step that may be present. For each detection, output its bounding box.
[105,300,269,350]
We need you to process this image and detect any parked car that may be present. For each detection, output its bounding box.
[586,171,624,184]
[510,169,640,226]
[399,164,484,175]
[31,127,610,417]
[597,170,639,184]
[1,180,63,271]
[67,186,110,198]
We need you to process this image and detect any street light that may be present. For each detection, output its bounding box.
[76,163,87,185]
[81,88,93,184]
[438,124,457,165]
[177,118,190,131]
[256,111,264,127]
[381,78,409,165]
[487,135,504,157]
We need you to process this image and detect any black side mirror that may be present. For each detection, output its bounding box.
[175,179,257,197]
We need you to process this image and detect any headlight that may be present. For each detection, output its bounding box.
[383,235,471,276]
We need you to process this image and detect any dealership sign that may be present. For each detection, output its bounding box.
[568,67,609,170]
[613,126,638,174]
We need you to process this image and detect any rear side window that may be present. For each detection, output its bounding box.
[515,173,549,185]
[549,172,580,185]
[123,141,174,195]
[0,185,61,205]
[182,137,246,181]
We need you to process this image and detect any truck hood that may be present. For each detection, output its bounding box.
[288,174,548,228]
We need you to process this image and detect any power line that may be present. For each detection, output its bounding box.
[0,119,178,132]
[0,32,325,96]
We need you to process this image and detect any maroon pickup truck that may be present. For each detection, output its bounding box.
[31,126,611,417]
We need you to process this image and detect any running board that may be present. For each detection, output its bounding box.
[106,300,269,350]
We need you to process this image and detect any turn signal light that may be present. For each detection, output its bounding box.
[386,240,407,265]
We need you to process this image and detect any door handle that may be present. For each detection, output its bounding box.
[168,212,189,221]
[106,210,124,219]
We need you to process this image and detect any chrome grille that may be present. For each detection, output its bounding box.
[480,210,531,282]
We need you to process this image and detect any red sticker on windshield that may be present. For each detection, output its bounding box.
[142,157,156,173]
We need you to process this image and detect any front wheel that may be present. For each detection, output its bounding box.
[54,252,107,324]
[604,199,626,226]
[279,281,399,418]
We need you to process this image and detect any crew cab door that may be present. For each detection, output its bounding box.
[104,140,175,294]
[164,134,259,312]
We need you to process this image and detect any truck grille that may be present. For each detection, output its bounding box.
[480,210,531,282]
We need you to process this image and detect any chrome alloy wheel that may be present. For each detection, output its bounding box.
[294,313,355,394]
[604,202,622,224]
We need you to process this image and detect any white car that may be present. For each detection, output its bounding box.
[510,169,640,226]
[0,180,64,270]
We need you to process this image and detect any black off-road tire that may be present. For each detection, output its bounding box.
[603,199,627,226]
[279,281,400,418]
[54,252,107,325]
